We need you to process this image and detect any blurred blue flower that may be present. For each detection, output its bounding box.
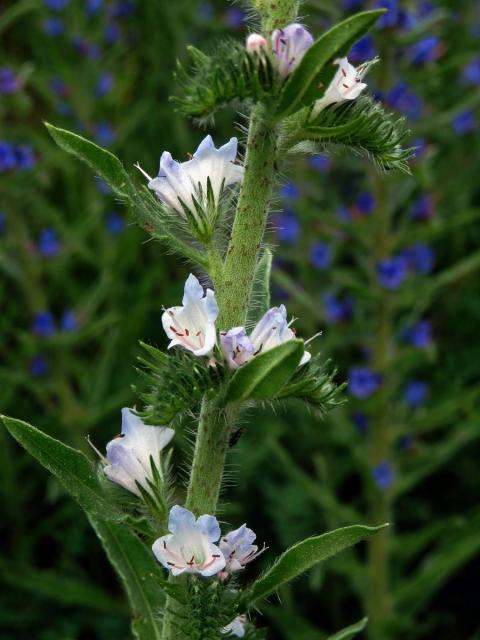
[412,137,428,159]
[398,434,414,451]
[351,411,368,433]
[50,76,69,98]
[402,320,432,349]
[348,367,381,399]
[350,35,377,64]
[43,17,64,36]
[0,67,19,94]
[408,36,441,65]
[30,355,49,377]
[356,191,375,215]
[342,0,363,9]
[93,122,116,145]
[198,3,214,20]
[337,205,352,222]
[309,154,331,172]
[0,142,17,171]
[377,256,408,290]
[104,23,120,43]
[0,211,6,233]
[73,36,101,60]
[44,0,69,10]
[105,212,126,235]
[32,311,56,337]
[224,7,245,29]
[410,194,434,221]
[15,145,36,170]
[462,57,480,85]
[280,180,300,200]
[38,228,60,257]
[404,380,429,408]
[61,309,78,332]
[110,0,134,18]
[86,0,103,15]
[386,82,422,120]
[323,293,353,324]
[372,461,394,490]
[402,243,434,274]
[375,0,400,28]
[96,178,112,194]
[96,72,114,97]
[272,286,290,302]
[452,110,476,136]
[310,241,332,270]
[275,211,300,244]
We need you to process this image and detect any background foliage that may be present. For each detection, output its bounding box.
[1,0,479,639]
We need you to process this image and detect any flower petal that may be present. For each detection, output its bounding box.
[168,505,196,534]
[197,514,221,542]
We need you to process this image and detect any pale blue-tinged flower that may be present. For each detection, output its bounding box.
[152,506,226,577]
[313,58,370,115]
[220,305,311,369]
[272,23,313,78]
[219,524,265,573]
[222,615,247,637]
[104,408,174,497]
[139,135,244,216]
[162,274,219,357]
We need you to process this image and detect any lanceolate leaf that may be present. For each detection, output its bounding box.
[241,524,387,608]
[88,514,164,640]
[225,340,305,404]
[326,618,368,640]
[1,416,123,522]
[45,123,134,199]
[246,248,272,329]
[275,10,384,120]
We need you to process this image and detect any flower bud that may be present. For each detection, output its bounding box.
[246,33,267,53]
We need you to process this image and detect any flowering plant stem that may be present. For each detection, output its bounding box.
[216,103,276,329]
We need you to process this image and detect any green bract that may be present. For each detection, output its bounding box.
[225,339,305,403]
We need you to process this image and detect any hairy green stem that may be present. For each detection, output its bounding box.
[216,103,277,329]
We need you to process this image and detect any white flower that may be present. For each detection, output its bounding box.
[312,57,369,116]
[246,33,267,53]
[220,305,311,369]
[219,524,266,574]
[222,615,247,637]
[152,506,226,577]
[138,135,244,216]
[162,273,219,357]
[271,23,314,78]
[104,408,174,497]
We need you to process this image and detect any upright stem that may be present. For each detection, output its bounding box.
[162,4,299,636]
[217,103,277,329]
[367,172,394,639]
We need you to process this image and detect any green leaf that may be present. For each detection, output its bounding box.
[326,618,368,640]
[1,416,123,522]
[45,123,134,199]
[241,524,387,608]
[246,248,272,329]
[88,514,164,640]
[275,10,384,119]
[0,0,39,36]
[300,96,413,173]
[225,340,305,404]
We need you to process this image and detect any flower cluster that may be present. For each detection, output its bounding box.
[161,273,311,368]
[152,506,263,579]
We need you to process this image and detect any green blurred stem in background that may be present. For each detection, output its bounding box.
[161,3,298,639]
[367,44,395,639]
